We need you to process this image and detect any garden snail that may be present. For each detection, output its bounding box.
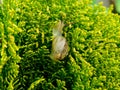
[50,20,69,60]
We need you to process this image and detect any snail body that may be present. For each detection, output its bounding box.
[50,20,69,60]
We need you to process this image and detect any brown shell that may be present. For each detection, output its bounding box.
[51,37,69,60]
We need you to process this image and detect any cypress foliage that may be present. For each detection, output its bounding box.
[0,0,120,89]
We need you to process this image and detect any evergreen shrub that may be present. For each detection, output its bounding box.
[0,0,120,89]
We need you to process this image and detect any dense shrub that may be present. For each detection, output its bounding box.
[0,0,120,90]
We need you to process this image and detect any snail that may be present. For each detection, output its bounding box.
[50,20,69,60]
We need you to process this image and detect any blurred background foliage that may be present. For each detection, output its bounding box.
[0,0,120,90]
[93,0,120,14]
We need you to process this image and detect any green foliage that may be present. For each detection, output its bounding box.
[0,0,22,89]
[0,0,120,90]
[115,0,120,13]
